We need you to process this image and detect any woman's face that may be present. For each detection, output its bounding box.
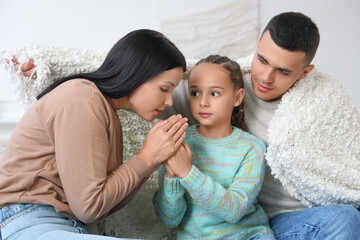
[128,67,183,122]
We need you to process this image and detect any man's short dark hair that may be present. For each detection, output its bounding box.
[261,12,320,66]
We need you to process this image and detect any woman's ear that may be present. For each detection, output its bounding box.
[234,88,245,107]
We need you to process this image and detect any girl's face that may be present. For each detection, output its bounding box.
[188,63,244,130]
[128,67,183,122]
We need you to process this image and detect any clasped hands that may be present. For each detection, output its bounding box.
[163,141,192,179]
[138,114,192,178]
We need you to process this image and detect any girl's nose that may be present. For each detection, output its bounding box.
[200,96,209,107]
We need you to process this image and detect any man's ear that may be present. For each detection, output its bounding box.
[234,88,245,107]
[299,64,315,80]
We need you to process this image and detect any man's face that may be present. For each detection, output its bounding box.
[251,31,314,102]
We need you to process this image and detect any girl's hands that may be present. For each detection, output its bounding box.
[5,56,37,79]
[164,162,176,178]
[164,142,192,179]
[138,114,188,171]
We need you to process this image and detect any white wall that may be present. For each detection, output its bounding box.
[0,0,359,139]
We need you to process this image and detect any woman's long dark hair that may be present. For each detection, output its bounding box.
[37,29,186,100]
[192,55,245,129]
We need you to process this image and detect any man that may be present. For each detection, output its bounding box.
[163,12,360,239]
[239,12,360,239]
[5,12,360,239]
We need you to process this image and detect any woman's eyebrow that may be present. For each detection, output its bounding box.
[164,81,175,86]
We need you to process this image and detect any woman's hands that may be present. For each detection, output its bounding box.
[6,56,37,78]
[164,142,192,179]
[138,114,188,171]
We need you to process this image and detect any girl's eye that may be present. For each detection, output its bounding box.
[160,88,168,93]
[190,91,199,97]
[211,92,220,97]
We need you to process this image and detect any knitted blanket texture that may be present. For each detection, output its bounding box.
[1,46,359,208]
[267,69,360,207]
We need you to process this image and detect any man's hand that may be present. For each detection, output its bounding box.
[6,56,37,79]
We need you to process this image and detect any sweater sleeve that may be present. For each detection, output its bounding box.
[153,165,187,228]
[46,99,149,223]
[180,143,266,223]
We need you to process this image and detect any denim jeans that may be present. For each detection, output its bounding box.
[0,204,133,240]
[270,204,360,240]
[248,234,276,240]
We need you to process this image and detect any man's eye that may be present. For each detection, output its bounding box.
[279,70,289,75]
[258,56,266,64]
[161,88,168,92]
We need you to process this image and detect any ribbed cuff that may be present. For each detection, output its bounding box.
[163,176,185,195]
[180,165,206,192]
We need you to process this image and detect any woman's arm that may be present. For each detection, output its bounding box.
[179,143,266,223]
[1,45,106,108]
[48,97,187,223]
[48,99,148,223]
[152,165,187,228]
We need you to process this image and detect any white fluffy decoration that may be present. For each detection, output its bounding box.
[266,69,360,207]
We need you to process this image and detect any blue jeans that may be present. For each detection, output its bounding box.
[248,234,276,240]
[0,204,132,240]
[270,204,360,239]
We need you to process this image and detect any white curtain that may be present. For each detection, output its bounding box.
[161,0,260,59]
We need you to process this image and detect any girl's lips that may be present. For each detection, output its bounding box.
[199,112,212,118]
[257,82,272,92]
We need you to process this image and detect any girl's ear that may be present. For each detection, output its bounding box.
[234,88,245,107]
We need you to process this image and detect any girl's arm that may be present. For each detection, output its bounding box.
[152,165,187,228]
[180,142,266,223]
[1,45,106,108]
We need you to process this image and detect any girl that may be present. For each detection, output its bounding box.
[0,29,188,239]
[153,55,275,239]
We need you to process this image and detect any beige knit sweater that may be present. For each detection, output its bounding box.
[0,79,150,223]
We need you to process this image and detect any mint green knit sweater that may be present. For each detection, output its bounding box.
[153,125,273,239]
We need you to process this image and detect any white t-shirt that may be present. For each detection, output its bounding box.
[243,73,306,218]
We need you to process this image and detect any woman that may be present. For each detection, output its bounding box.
[0,29,188,239]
